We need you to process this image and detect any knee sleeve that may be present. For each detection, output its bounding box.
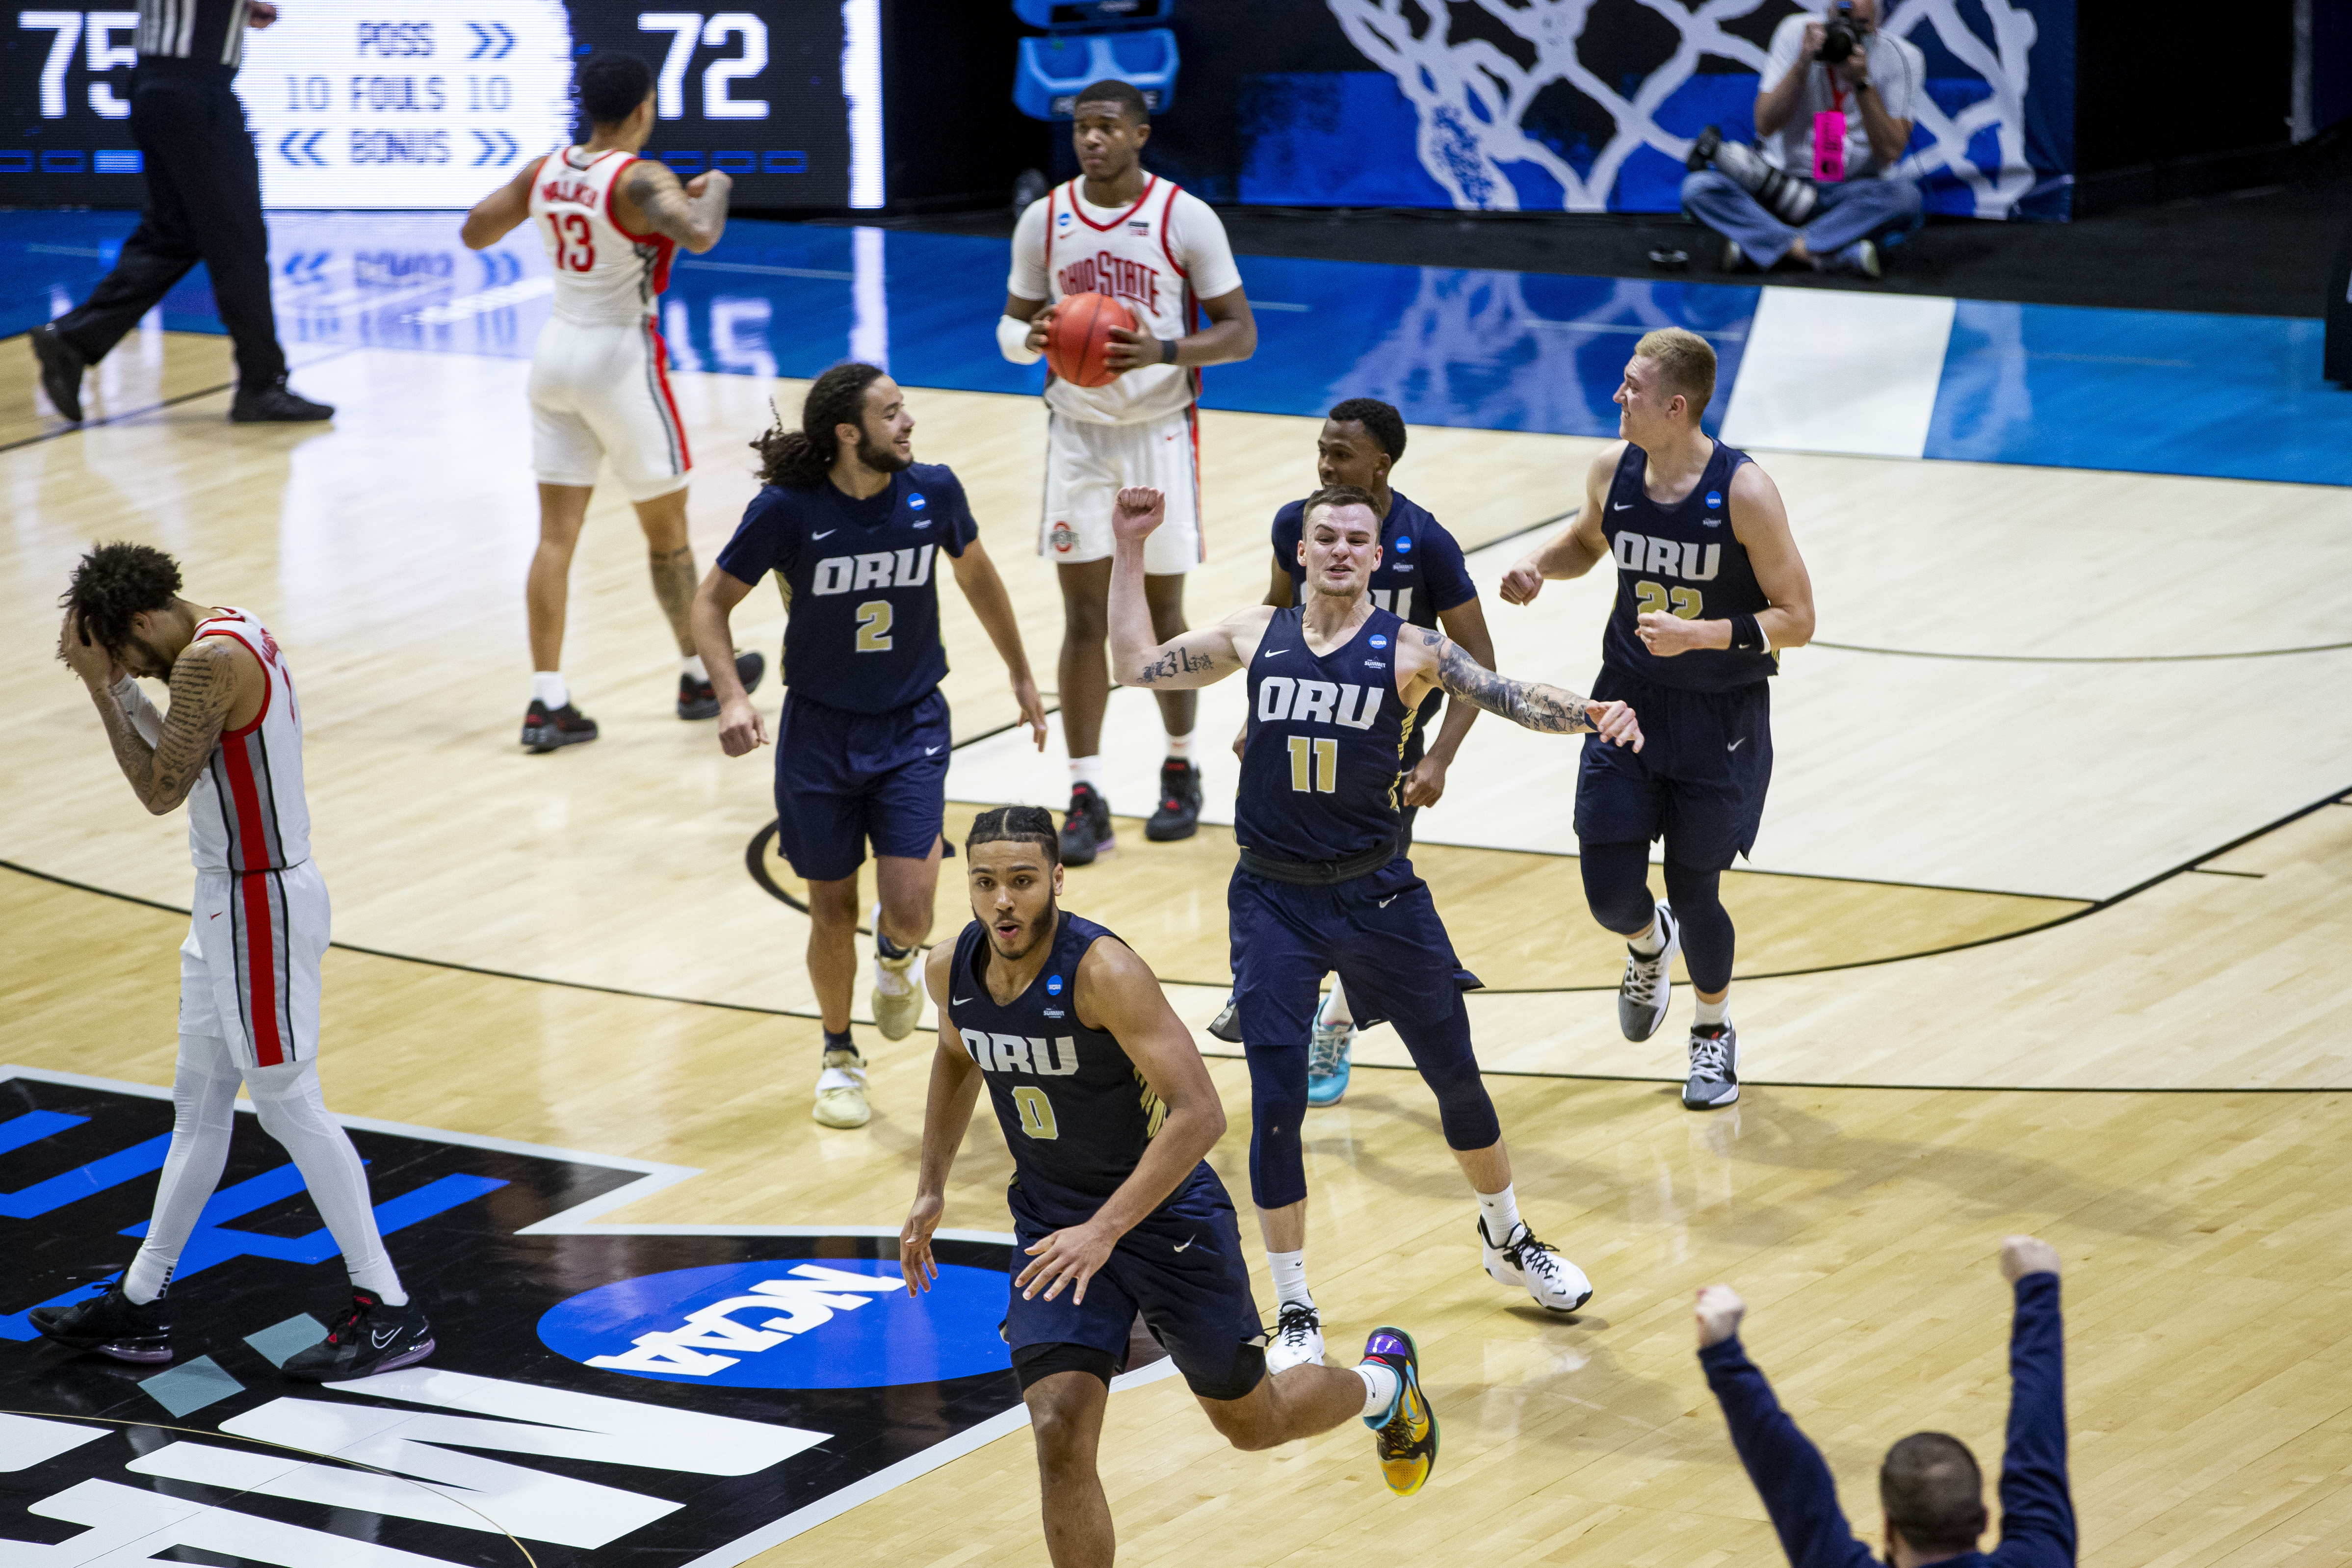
[1396,1003,1500,1152]
[1246,1048,1310,1210]
[1580,840,1657,935]
[1663,860,1735,993]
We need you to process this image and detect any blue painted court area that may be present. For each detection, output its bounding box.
[5,210,2347,485]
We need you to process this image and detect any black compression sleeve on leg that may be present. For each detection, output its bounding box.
[1581,840,1658,935]
[1012,1341,1122,1391]
[1397,999,1502,1152]
[1662,860,1735,993]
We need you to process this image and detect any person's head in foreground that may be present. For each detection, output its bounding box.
[1696,1234,2062,1566]
[967,805,1063,962]
[60,541,194,679]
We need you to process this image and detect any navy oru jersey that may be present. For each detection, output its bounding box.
[714,464,978,715]
[1234,606,1416,863]
[949,913,1178,1202]
[1599,439,1776,693]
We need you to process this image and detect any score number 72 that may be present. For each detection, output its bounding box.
[636,11,768,120]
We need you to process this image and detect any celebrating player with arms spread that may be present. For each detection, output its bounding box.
[1106,484,1641,1372]
[901,807,1439,1568]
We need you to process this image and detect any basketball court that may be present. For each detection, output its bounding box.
[6,147,2352,1568]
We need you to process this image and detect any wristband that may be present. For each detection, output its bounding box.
[996,313,1043,366]
[1728,613,1768,653]
[1159,337,1179,366]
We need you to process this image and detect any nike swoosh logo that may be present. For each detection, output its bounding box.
[1613,502,1633,510]
[812,529,836,539]
[952,996,973,1006]
[925,745,942,755]
[1378,894,1399,908]
[1727,738,1746,751]
[209,912,221,920]
[1263,648,1290,656]
[1173,1237,1194,1253]
[370,1328,397,1348]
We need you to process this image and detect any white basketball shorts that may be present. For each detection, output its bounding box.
[179,861,331,1071]
[1040,407,1202,574]
[529,317,693,502]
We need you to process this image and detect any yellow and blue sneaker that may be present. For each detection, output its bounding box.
[1359,1327,1437,1496]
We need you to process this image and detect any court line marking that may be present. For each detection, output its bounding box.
[1812,638,2352,663]
[0,336,363,455]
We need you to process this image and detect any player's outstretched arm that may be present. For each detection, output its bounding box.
[1106,487,1251,692]
[58,611,247,815]
[618,159,732,254]
[1635,462,1817,659]
[904,943,985,1297]
[1014,939,1228,1307]
[690,567,767,756]
[1406,594,1497,809]
[459,159,537,249]
[1499,447,1618,604]
[948,538,1048,752]
[1404,628,1644,750]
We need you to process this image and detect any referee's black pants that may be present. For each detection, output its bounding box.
[52,65,286,393]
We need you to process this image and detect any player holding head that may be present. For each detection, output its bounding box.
[1205,397,1498,1106]
[690,365,1047,1128]
[460,50,762,753]
[41,544,432,1378]
[901,806,1440,1561]
[1501,329,1815,1111]
[998,79,1258,865]
[1107,484,1640,1372]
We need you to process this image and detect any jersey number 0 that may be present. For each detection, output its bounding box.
[1011,1085,1059,1140]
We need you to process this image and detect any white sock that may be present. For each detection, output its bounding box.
[1477,1183,1523,1244]
[1355,1360,1400,1418]
[1165,731,1195,760]
[248,1060,407,1307]
[1069,755,1102,790]
[124,1037,242,1304]
[681,653,709,680]
[1627,911,1666,957]
[532,670,568,709]
[1317,980,1353,1030]
[1696,997,1730,1029]
[1268,1248,1312,1308]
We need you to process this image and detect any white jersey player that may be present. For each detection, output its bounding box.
[1001,79,1257,865]
[462,51,761,754]
[46,544,434,1379]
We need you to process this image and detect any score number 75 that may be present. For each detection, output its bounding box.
[637,11,767,120]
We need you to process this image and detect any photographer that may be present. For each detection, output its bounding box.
[1682,0,1925,279]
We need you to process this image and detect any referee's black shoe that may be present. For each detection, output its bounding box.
[282,1289,436,1381]
[31,325,87,423]
[1059,782,1114,866]
[231,378,335,423]
[28,1284,171,1363]
[1145,758,1202,841]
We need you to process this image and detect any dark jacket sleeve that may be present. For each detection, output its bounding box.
[1699,1337,1881,1568]
[1989,1272,2075,1566]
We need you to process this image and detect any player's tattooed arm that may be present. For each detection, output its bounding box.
[91,640,241,814]
[619,158,732,253]
[1128,639,1222,686]
[1420,631,1644,749]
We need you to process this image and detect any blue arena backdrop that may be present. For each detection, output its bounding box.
[0,0,883,209]
[1128,0,2075,222]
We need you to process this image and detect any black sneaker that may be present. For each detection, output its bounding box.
[1059,782,1113,866]
[521,698,598,753]
[678,649,766,720]
[1206,991,1243,1044]
[28,1285,171,1364]
[1144,759,1203,842]
[281,1289,435,1381]
[229,378,335,423]
[31,324,87,423]
[1683,1021,1741,1109]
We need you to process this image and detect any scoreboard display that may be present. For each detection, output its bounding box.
[0,0,880,208]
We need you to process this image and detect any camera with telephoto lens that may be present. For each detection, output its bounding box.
[1686,126,1819,225]
[1819,1,1863,63]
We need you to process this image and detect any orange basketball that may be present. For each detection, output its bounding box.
[1045,292,1138,389]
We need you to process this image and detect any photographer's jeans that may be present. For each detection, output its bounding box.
[1680,170,1924,271]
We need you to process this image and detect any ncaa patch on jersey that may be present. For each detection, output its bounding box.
[1705,490,1722,508]
[0,1066,1117,1566]
[1369,633,1389,650]
[1394,536,1413,553]
[909,492,927,510]
[1045,973,1066,996]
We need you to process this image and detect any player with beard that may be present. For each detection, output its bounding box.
[901,805,1441,1567]
[691,365,1047,1128]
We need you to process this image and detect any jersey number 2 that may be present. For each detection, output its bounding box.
[1635,581,1703,620]
[1286,735,1338,793]
[1012,1085,1059,1140]
[547,213,596,272]
[855,601,893,652]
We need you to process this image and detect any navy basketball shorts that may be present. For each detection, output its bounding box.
[1573,669,1773,872]
[771,689,950,883]
[1004,1165,1267,1401]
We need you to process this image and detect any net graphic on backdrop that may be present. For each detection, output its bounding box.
[1314,0,2059,218]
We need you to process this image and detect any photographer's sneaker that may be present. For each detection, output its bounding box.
[1145,759,1203,841]
[1265,1301,1325,1372]
[1206,991,1243,1044]
[678,650,766,720]
[28,1285,171,1364]
[869,903,923,1042]
[1307,1019,1352,1107]
[1479,1218,1594,1313]
[1684,1021,1741,1110]
[1832,238,1882,279]
[813,1047,871,1128]
[1359,1328,1438,1497]
[1618,901,1680,1041]
[521,699,598,753]
[1059,783,1114,866]
[1722,238,1750,273]
[282,1290,435,1381]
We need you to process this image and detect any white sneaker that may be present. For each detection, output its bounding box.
[1618,900,1680,1042]
[1479,1217,1593,1313]
[869,902,923,1042]
[812,1047,870,1128]
[1265,1301,1325,1372]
